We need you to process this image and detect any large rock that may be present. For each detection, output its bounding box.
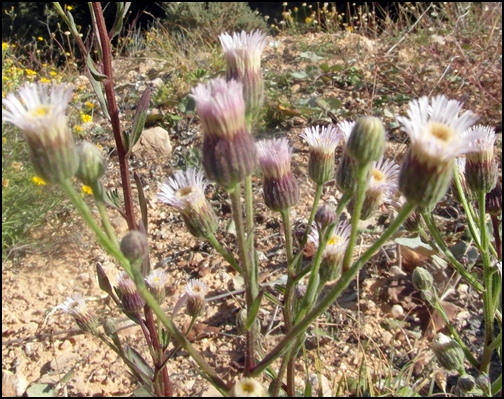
[132,127,172,161]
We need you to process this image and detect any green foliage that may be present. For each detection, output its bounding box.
[158,2,267,43]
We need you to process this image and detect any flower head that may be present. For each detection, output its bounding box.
[157,169,218,238]
[256,138,299,211]
[349,157,400,220]
[186,278,208,318]
[309,219,351,281]
[2,82,78,183]
[301,125,342,184]
[145,269,168,304]
[463,125,498,193]
[397,95,482,208]
[219,30,268,122]
[191,78,257,189]
[230,377,268,397]
[335,120,357,193]
[116,271,146,316]
[61,294,99,333]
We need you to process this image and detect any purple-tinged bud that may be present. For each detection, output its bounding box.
[485,181,502,216]
[463,125,498,194]
[315,204,336,230]
[116,271,146,315]
[120,230,149,267]
[191,78,257,190]
[256,138,299,211]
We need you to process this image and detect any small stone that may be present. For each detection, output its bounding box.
[391,304,404,318]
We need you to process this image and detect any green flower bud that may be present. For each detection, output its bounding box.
[76,142,107,186]
[346,116,385,166]
[412,267,434,292]
[432,333,465,373]
[120,230,148,266]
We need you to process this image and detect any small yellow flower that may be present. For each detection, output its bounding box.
[37,36,44,41]
[85,101,95,109]
[32,176,47,186]
[2,42,9,51]
[25,69,37,76]
[66,5,73,11]
[305,17,313,24]
[40,77,51,83]
[50,71,57,76]
[346,26,354,32]
[75,125,83,133]
[80,113,92,123]
[81,185,93,195]
[2,137,6,145]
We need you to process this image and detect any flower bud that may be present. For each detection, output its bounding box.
[116,271,146,315]
[120,230,149,266]
[346,116,385,166]
[335,150,356,194]
[475,373,490,396]
[432,333,465,373]
[412,267,434,292]
[315,204,336,230]
[103,318,118,336]
[456,374,475,393]
[485,181,502,216]
[76,142,107,186]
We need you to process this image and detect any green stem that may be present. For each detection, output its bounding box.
[421,212,484,292]
[430,293,479,367]
[342,162,371,272]
[250,201,417,376]
[206,233,242,274]
[452,164,482,249]
[60,179,228,394]
[229,183,258,374]
[477,191,494,373]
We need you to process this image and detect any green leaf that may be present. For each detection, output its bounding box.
[245,290,264,331]
[26,383,56,397]
[127,87,152,154]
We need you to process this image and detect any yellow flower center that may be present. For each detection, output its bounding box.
[176,186,193,198]
[371,169,384,182]
[328,234,342,246]
[29,105,52,118]
[429,122,455,145]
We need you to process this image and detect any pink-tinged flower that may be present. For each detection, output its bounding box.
[348,157,400,220]
[397,95,483,208]
[256,138,299,211]
[219,30,268,123]
[186,278,208,317]
[2,82,78,183]
[61,294,99,334]
[462,125,498,193]
[191,78,257,189]
[309,219,351,281]
[116,271,146,316]
[337,120,356,143]
[301,125,342,184]
[157,168,218,238]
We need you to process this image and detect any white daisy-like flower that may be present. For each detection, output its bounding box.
[2,82,78,183]
[186,278,209,299]
[300,124,342,154]
[463,124,497,152]
[157,168,208,211]
[397,95,481,162]
[230,377,268,397]
[145,269,168,291]
[157,169,218,238]
[397,95,485,207]
[369,157,400,196]
[219,30,268,70]
[309,219,351,259]
[337,119,356,142]
[61,294,98,333]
